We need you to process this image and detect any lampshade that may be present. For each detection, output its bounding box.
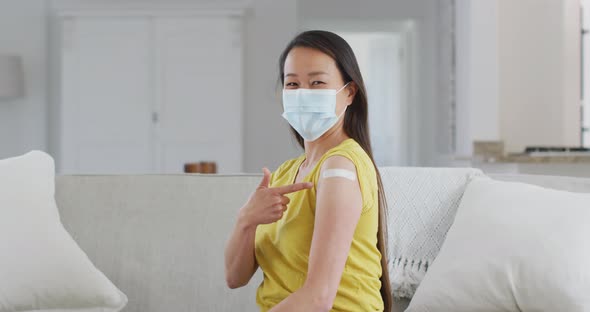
[0,55,25,99]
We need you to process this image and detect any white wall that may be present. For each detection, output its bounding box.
[455,0,500,157]
[0,0,301,173]
[242,0,300,173]
[48,0,300,174]
[498,0,580,153]
[49,0,248,10]
[457,0,581,156]
[0,0,48,159]
[0,0,450,171]
[48,1,296,174]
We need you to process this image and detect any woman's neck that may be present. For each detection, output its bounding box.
[302,129,350,169]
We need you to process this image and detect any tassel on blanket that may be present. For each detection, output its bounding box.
[389,257,430,299]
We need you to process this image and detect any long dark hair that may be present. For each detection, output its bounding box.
[279,30,392,311]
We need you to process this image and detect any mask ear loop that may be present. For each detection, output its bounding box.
[335,82,352,118]
[335,82,351,94]
[336,106,347,119]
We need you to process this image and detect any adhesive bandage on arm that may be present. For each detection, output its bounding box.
[321,169,357,181]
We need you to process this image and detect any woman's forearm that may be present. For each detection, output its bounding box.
[224,212,258,289]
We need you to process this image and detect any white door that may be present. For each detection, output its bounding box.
[60,17,154,174]
[59,14,243,174]
[154,16,243,173]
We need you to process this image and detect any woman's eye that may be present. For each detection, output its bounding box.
[285,82,298,87]
[311,81,325,86]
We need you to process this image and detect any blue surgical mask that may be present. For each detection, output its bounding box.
[281,83,349,142]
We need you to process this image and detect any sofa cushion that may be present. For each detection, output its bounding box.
[0,151,127,312]
[407,177,590,311]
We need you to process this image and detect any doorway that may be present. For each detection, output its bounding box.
[300,19,417,166]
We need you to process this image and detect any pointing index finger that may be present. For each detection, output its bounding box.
[272,182,313,195]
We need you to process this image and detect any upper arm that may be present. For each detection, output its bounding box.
[304,155,363,302]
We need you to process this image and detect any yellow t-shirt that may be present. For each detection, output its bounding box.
[254,138,384,311]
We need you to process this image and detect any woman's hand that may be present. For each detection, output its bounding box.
[239,168,313,227]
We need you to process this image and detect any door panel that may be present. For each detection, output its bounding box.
[154,17,243,173]
[59,15,243,174]
[61,17,153,173]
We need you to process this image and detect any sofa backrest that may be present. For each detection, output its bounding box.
[55,174,263,312]
[54,172,590,312]
[489,173,590,193]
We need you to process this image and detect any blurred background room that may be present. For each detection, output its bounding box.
[0,0,588,177]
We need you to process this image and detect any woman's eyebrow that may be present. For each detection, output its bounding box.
[284,71,329,78]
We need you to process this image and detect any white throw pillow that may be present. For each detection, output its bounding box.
[0,151,127,312]
[407,177,590,312]
[379,167,484,298]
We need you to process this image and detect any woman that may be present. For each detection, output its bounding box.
[224,30,392,312]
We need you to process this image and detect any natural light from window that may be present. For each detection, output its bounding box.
[583,0,590,146]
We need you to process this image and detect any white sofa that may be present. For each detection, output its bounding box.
[54,171,590,312]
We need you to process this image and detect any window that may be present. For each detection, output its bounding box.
[582,0,590,146]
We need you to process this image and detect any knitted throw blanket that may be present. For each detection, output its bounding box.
[379,167,484,299]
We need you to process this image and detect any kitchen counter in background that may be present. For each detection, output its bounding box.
[500,153,590,163]
[474,160,590,178]
[455,141,590,178]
